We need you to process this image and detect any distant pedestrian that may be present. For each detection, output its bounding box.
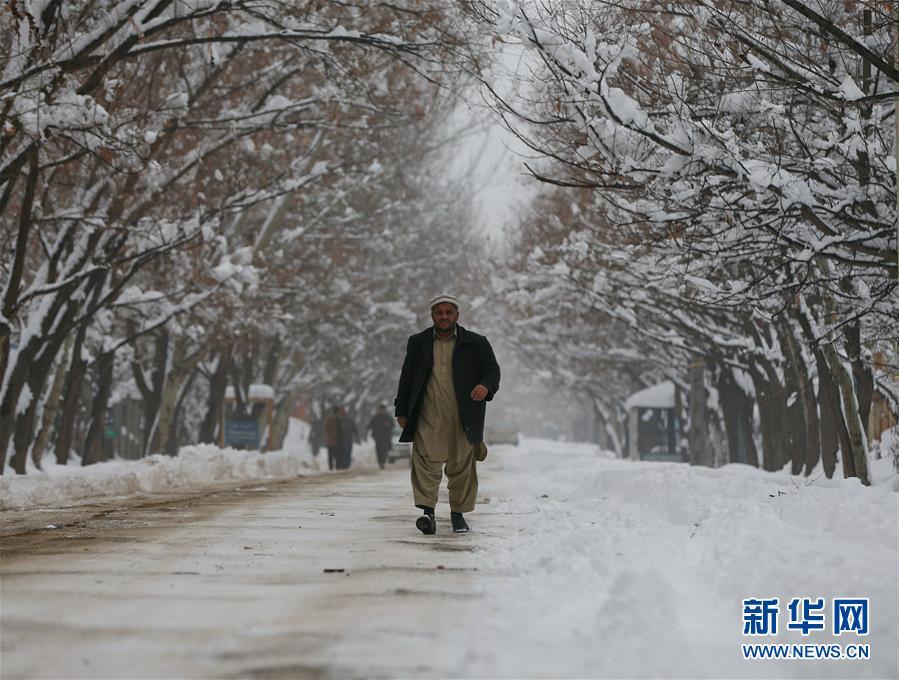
[368,404,394,469]
[307,415,323,457]
[324,406,340,470]
[394,294,500,534]
[336,407,357,470]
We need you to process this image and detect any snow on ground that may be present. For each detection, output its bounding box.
[467,437,898,679]
[1,436,896,678]
[0,418,380,511]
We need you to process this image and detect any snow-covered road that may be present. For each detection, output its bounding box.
[1,439,896,679]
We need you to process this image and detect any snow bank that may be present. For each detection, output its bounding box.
[471,437,898,678]
[0,445,314,511]
[1,418,379,511]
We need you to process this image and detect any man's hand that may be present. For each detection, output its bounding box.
[470,384,489,401]
[397,416,407,428]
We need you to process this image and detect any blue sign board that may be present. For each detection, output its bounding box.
[225,418,260,449]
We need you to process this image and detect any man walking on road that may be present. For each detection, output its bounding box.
[368,404,394,469]
[394,294,501,534]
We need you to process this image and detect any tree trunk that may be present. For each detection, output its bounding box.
[0,234,104,472]
[798,374,821,476]
[0,227,106,474]
[235,344,259,415]
[167,367,198,455]
[815,352,841,478]
[844,320,874,437]
[745,319,793,472]
[82,350,115,466]
[30,335,74,470]
[270,395,294,451]
[148,373,184,456]
[148,340,202,455]
[716,366,759,466]
[779,323,814,475]
[199,349,231,443]
[794,299,841,478]
[895,0,899,274]
[8,318,77,473]
[748,353,789,472]
[263,335,281,385]
[754,386,780,472]
[587,393,609,449]
[782,384,807,475]
[0,145,40,398]
[688,359,712,466]
[1,360,34,471]
[782,305,823,476]
[133,328,168,456]
[820,342,870,485]
[787,330,822,476]
[895,0,899,275]
[5,266,106,470]
[55,324,89,466]
[230,353,250,415]
[9,392,39,474]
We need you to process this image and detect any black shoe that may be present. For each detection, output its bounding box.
[416,511,436,535]
[451,512,469,533]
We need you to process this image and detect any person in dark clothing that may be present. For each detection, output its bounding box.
[336,407,358,470]
[394,294,501,535]
[307,416,323,457]
[368,404,394,469]
[324,406,340,470]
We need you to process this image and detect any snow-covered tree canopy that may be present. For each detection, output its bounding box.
[479,0,897,483]
[1,0,488,471]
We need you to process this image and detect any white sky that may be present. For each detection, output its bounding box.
[449,43,540,242]
[451,109,534,240]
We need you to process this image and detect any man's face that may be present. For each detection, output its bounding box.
[431,302,459,332]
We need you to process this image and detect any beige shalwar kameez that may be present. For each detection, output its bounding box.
[411,330,478,513]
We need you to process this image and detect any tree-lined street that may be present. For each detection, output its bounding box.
[2,3,897,677]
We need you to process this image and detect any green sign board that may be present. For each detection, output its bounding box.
[225,417,260,449]
[104,416,118,440]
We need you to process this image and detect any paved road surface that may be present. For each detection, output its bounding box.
[2,460,503,679]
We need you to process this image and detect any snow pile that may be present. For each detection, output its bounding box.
[1,418,379,511]
[0,445,315,511]
[470,437,898,678]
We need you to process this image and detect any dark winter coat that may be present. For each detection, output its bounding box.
[336,415,356,469]
[368,413,394,445]
[394,324,500,445]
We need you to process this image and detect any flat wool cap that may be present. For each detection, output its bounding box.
[428,294,460,311]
